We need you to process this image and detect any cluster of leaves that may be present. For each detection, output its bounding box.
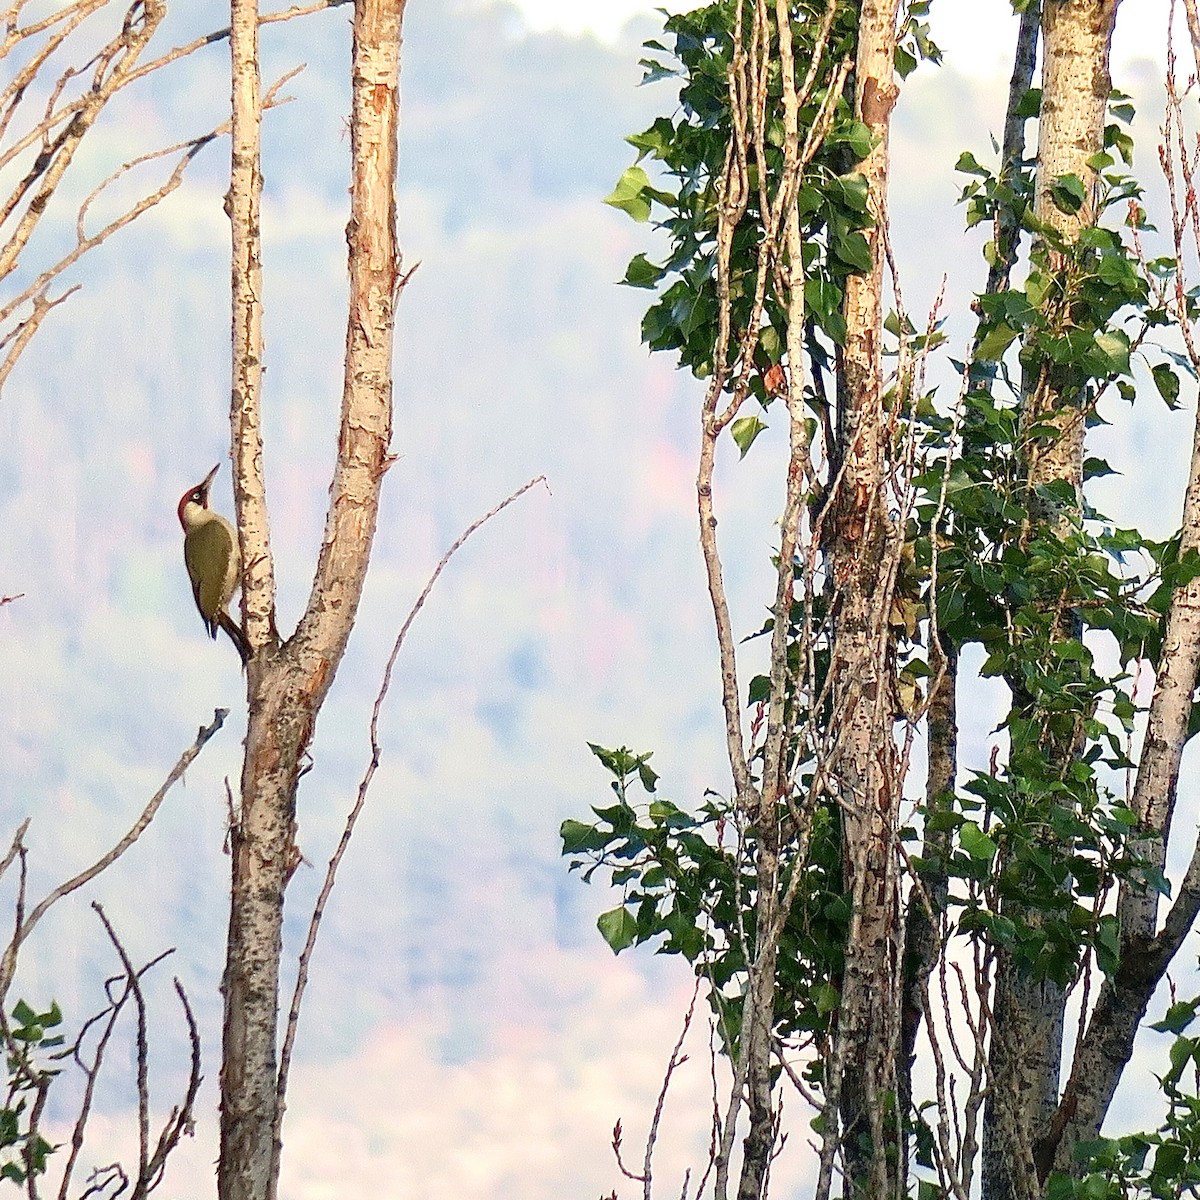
[602,0,933,419]
[959,93,1182,412]
[892,90,1200,985]
[0,1000,63,1185]
[569,0,949,1065]
[1046,989,1200,1198]
[562,745,847,1056]
[572,11,1200,1196]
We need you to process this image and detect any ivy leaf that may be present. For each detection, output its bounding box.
[597,906,638,954]
[731,415,767,459]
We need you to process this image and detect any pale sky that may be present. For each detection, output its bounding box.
[508,0,1174,77]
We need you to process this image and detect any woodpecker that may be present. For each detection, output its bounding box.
[177,463,249,664]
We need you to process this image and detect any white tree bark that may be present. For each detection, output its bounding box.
[822,2,903,1194]
[218,3,406,1199]
[983,5,1120,1196]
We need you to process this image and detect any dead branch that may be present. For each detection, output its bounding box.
[0,708,227,1005]
[274,474,547,1134]
[54,915,194,1200]
[0,67,300,395]
[638,977,700,1200]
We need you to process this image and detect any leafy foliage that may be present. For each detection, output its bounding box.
[566,0,1200,1191]
[1045,986,1200,1197]
[0,1000,62,1186]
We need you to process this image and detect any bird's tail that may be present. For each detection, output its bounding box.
[217,610,251,666]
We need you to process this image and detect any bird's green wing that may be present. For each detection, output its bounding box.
[184,521,234,634]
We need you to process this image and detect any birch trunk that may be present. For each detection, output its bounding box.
[826,2,902,1192]
[218,3,406,1198]
[982,4,1119,1196]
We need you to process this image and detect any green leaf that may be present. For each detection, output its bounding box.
[1015,87,1042,118]
[1050,173,1088,215]
[604,166,655,222]
[1094,329,1130,375]
[832,173,871,214]
[1152,998,1200,1035]
[805,278,841,322]
[894,43,918,79]
[560,819,607,855]
[813,982,840,1014]
[622,253,664,289]
[1152,362,1181,409]
[588,742,634,778]
[1083,456,1116,480]
[975,323,1020,362]
[955,150,991,177]
[833,231,873,273]
[597,906,638,953]
[731,415,767,459]
[637,760,659,793]
[959,821,998,862]
[626,116,676,160]
[837,122,875,160]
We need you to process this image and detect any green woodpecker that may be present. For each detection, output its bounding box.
[178,463,249,664]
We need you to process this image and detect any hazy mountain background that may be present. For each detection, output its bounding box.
[0,1,1191,1196]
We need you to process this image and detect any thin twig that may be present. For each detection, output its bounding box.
[273,476,548,1128]
[91,904,150,1188]
[0,709,227,1004]
[639,977,701,1200]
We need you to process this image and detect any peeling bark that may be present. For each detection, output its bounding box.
[824,2,903,1194]
[218,3,406,1199]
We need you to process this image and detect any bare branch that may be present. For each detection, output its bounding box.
[0,709,227,1004]
[91,904,150,1189]
[0,288,78,392]
[274,475,547,1129]
[0,0,165,283]
[640,977,700,1200]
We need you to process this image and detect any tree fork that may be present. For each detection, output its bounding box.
[218,2,405,1198]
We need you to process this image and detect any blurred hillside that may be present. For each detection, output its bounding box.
[0,2,1190,1197]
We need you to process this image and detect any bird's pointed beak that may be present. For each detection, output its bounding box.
[199,462,221,498]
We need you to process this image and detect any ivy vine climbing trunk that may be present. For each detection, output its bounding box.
[982,2,1121,1197]
[218,2,407,1199]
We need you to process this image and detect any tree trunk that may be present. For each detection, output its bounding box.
[982,4,1120,1197]
[217,3,406,1198]
[826,1,902,1193]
